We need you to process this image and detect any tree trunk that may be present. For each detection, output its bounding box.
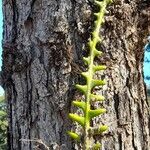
[1,0,150,149]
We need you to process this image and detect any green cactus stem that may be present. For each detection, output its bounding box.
[68,0,112,149]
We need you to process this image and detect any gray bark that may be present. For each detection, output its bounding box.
[1,0,150,150]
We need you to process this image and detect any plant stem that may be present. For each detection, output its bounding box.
[84,1,108,149]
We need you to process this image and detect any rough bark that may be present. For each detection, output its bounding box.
[1,0,150,150]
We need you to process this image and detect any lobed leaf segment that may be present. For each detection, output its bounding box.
[68,0,112,149]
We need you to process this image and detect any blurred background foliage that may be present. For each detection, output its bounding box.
[0,96,7,150]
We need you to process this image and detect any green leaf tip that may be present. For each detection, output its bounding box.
[93,65,106,72]
[90,94,105,101]
[93,142,101,150]
[69,113,85,126]
[83,56,90,65]
[75,84,87,93]
[88,40,94,48]
[89,108,106,118]
[94,48,103,57]
[67,131,80,141]
[72,101,85,111]
[81,71,89,79]
[94,13,99,17]
[99,125,108,133]
[91,79,106,88]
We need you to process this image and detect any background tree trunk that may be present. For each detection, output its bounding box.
[1,0,150,149]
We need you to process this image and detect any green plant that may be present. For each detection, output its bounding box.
[68,0,112,149]
[0,96,8,149]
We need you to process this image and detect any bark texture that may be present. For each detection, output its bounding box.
[1,0,150,149]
